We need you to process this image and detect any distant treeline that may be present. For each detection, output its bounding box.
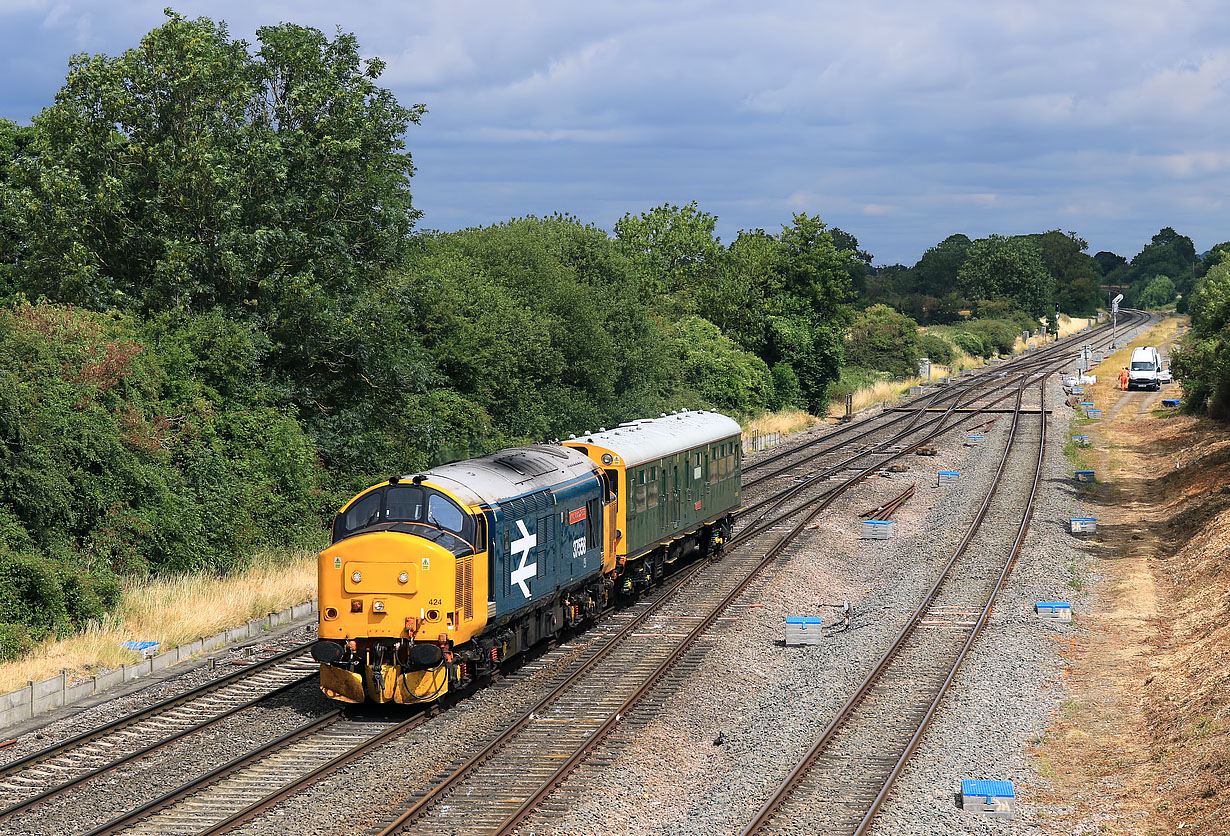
[0,11,1225,654]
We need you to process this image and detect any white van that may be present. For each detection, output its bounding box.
[1127,346,1162,391]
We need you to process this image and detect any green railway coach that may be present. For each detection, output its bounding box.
[563,409,741,592]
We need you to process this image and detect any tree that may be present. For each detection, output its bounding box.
[1136,275,1177,309]
[828,226,873,299]
[1129,227,1198,297]
[912,234,971,297]
[2,11,426,408]
[1172,259,1230,417]
[1094,251,1128,276]
[1027,230,1103,316]
[956,235,1053,316]
[613,202,722,315]
[767,214,855,411]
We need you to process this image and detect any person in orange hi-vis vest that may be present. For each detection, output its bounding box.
[1119,367,1129,390]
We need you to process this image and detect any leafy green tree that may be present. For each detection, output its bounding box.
[1172,259,1230,417]
[1128,227,1198,298]
[957,234,1053,316]
[660,316,772,413]
[613,202,723,315]
[828,226,873,299]
[2,11,425,403]
[1094,251,1128,276]
[1025,230,1103,316]
[767,213,855,411]
[1136,275,1177,309]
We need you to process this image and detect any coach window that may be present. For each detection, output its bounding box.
[648,466,659,507]
[636,470,648,511]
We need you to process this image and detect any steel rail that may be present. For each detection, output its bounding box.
[739,308,1138,483]
[0,641,314,781]
[482,366,1068,836]
[850,378,1050,836]
[0,667,317,822]
[738,375,1049,836]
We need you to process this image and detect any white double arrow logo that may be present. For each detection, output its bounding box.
[510,519,538,598]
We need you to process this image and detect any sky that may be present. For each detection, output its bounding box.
[1,0,1228,265]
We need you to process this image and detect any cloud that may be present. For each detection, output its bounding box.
[3,0,1230,262]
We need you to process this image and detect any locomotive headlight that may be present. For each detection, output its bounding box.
[351,571,362,583]
[373,600,385,612]
[601,453,613,465]
[398,572,408,584]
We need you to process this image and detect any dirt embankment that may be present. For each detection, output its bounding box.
[1035,320,1230,835]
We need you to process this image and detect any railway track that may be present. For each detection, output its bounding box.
[739,310,1142,498]
[0,643,318,823]
[363,346,1089,836]
[739,376,1051,836]
[4,311,1151,836]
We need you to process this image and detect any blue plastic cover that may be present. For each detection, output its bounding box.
[1070,518,1096,522]
[785,617,825,625]
[961,779,1015,798]
[1035,601,1071,609]
[865,519,892,526]
[1075,470,1095,475]
[939,470,959,476]
[122,641,160,650]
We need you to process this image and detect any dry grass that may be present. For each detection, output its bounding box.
[0,550,317,692]
[1013,314,1102,353]
[823,353,982,420]
[743,408,821,438]
[828,378,914,418]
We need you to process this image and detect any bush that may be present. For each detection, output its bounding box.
[948,330,987,358]
[845,304,921,379]
[918,333,954,366]
[769,363,804,411]
[962,319,1020,355]
[0,623,35,663]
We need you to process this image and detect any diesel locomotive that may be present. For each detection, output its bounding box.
[312,409,742,705]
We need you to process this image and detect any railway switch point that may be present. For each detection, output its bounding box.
[937,470,960,486]
[1035,602,1072,622]
[960,780,1017,819]
[784,617,826,646]
[1074,470,1095,482]
[860,520,894,540]
[1070,518,1097,534]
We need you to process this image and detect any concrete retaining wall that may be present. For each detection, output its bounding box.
[742,431,781,453]
[0,600,317,731]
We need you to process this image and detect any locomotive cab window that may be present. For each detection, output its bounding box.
[333,485,475,547]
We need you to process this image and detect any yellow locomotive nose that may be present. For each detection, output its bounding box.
[316,528,487,704]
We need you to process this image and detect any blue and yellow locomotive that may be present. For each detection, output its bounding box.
[312,410,742,704]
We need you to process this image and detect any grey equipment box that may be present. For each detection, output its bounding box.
[784,616,825,646]
[1035,601,1072,622]
[961,779,1016,819]
[860,519,893,540]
